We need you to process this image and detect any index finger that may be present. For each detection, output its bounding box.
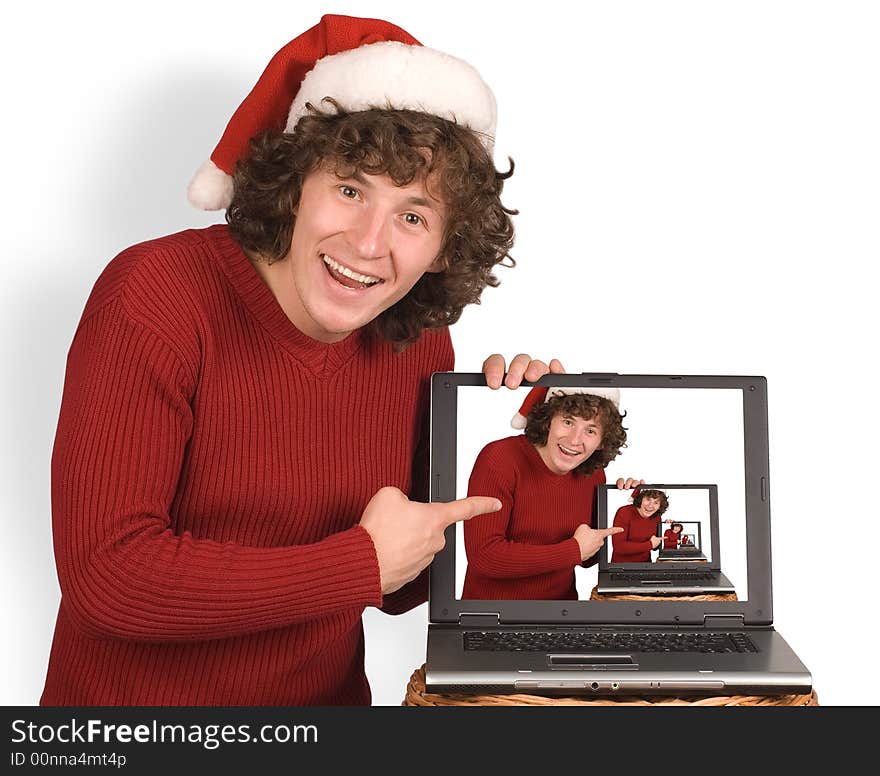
[601,527,625,537]
[434,496,502,528]
[482,354,506,389]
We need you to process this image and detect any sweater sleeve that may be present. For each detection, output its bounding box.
[51,298,383,643]
[611,506,653,555]
[378,327,455,616]
[463,446,581,578]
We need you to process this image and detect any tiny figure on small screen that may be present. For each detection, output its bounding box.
[611,488,670,563]
[663,521,684,549]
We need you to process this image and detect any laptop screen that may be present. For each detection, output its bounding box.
[448,383,749,603]
[598,484,717,569]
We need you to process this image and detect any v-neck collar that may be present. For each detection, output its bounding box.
[207,225,368,378]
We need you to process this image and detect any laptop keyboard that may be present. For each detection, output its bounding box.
[611,573,715,583]
[464,630,758,654]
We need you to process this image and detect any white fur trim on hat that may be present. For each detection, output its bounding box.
[510,386,622,431]
[287,41,497,149]
[187,160,234,211]
[547,386,621,409]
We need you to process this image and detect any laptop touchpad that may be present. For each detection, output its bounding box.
[549,654,635,666]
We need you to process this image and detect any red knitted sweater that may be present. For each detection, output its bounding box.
[41,225,453,706]
[610,504,660,563]
[462,435,605,600]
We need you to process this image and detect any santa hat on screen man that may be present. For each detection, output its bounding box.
[188,14,498,210]
[510,386,622,430]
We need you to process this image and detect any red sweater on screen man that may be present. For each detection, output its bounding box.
[611,504,661,563]
[41,225,452,706]
[462,435,604,600]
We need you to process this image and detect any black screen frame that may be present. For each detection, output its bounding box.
[597,483,720,571]
[428,373,772,626]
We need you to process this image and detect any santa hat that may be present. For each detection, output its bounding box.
[188,14,498,210]
[510,386,622,430]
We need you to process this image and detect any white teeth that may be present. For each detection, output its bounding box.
[322,254,382,285]
[559,444,582,456]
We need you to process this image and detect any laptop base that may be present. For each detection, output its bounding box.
[596,570,737,597]
[426,624,812,697]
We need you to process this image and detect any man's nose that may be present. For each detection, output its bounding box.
[350,206,391,260]
[568,428,587,447]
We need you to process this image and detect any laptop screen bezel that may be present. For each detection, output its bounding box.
[657,517,704,559]
[597,483,721,572]
[428,373,772,626]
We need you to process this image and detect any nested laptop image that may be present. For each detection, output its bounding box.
[426,373,811,697]
[596,484,736,595]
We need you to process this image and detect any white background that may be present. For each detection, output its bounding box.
[1,1,877,706]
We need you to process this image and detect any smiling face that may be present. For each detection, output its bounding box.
[535,413,604,476]
[638,496,662,518]
[228,111,516,348]
[278,165,447,342]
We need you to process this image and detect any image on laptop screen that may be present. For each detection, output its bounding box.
[601,485,714,565]
[451,384,748,602]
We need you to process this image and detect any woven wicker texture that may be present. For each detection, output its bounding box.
[403,665,818,706]
[588,585,738,602]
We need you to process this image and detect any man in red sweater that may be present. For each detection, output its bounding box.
[41,15,562,706]
[663,522,684,549]
[611,489,670,563]
[463,389,641,600]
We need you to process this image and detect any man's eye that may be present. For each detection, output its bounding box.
[340,186,359,199]
[404,213,422,226]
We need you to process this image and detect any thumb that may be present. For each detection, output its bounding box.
[436,496,502,528]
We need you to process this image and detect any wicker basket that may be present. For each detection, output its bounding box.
[403,665,818,706]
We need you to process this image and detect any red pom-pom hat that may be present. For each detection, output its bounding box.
[510,386,622,430]
[188,14,498,210]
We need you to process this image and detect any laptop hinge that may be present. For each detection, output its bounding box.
[459,613,500,627]
[703,614,746,628]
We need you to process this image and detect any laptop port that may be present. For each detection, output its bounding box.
[590,682,600,691]
[611,682,620,691]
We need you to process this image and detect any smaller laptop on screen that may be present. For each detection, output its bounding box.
[596,484,736,595]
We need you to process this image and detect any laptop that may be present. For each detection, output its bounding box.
[425,373,811,697]
[596,483,737,595]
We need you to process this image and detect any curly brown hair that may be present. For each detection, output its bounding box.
[523,392,627,476]
[226,101,516,347]
[633,489,670,518]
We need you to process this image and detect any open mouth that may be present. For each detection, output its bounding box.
[558,444,583,458]
[322,254,384,290]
